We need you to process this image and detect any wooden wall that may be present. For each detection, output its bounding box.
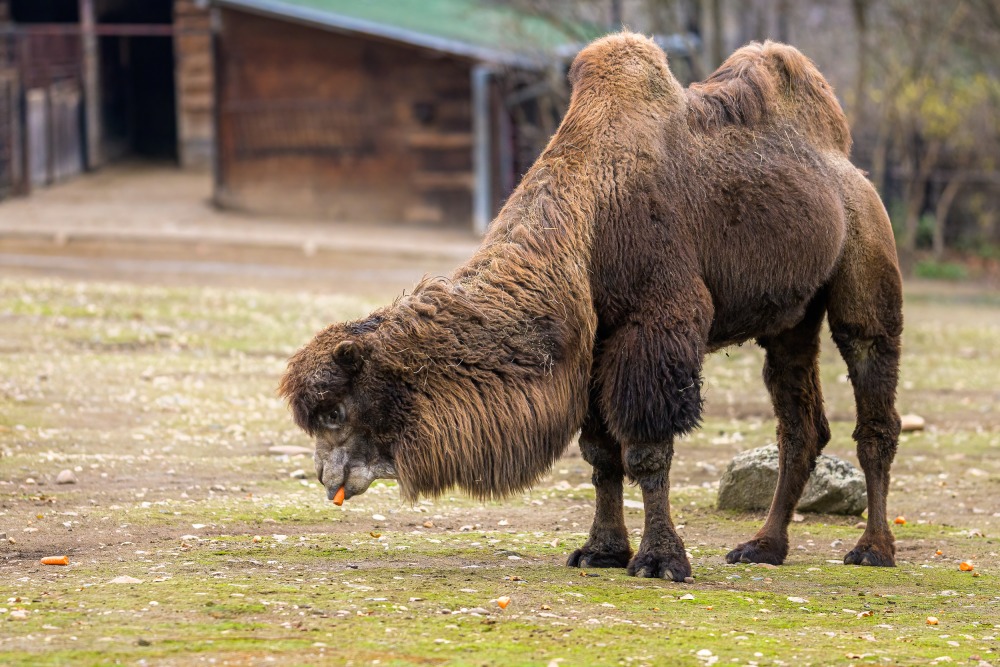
[174,0,213,168]
[215,9,474,226]
[0,1,17,199]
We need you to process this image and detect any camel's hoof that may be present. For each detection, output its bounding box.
[725,538,788,565]
[567,544,632,569]
[844,542,896,567]
[627,549,691,582]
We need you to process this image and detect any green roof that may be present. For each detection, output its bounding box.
[215,0,604,67]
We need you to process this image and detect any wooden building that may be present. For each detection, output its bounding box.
[211,0,597,231]
[0,0,214,200]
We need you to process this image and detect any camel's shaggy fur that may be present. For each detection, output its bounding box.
[279,33,903,581]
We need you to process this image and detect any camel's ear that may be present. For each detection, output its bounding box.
[332,340,364,375]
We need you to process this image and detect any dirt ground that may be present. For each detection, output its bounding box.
[0,164,476,298]
[1,170,999,666]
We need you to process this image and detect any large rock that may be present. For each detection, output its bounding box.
[717,444,867,516]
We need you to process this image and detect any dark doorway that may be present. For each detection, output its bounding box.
[100,35,178,161]
[96,0,172,24]
[11,0,78,23]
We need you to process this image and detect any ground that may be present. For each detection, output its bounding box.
[1,170,999,666]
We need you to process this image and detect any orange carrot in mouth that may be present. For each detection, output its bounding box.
[333,486,345,506]
[40,556,69,566]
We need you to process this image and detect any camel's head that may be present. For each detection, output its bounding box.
[278,317,402,503]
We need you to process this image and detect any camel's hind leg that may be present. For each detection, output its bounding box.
[828,182,904,566]
[726,295,830,565]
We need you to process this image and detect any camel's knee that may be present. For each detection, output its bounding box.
[579,435,624,483]
[854,417,900,466]
[622,442,673,490]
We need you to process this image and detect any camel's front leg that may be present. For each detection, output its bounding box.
[624,442,690,581]
[595,305,709,581]
[568,409,632,568]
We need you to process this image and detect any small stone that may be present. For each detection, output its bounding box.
[56,470,78,485]
[900,414,925,432]
[372,514,386,522]
[683,576,695,584]
[623,499,644,509]
[679,593,695,600]
[9,609,28,620]
[267,445,313,456]
[289,469,307,479]
[137,638,152,647]
[109,576,144,584]
[422,521,434,528]
[24,478,36,485]
[467,607,490,615]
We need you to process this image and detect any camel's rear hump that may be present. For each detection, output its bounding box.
[687,41,851,155]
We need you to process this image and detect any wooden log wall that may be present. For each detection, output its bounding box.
[0,1,15,198]
[174,0,213,168]
[215,8,474,226]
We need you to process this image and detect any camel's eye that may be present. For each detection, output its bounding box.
[321,404,347,430]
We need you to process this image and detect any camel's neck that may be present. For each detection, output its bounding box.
[389,141,606,501]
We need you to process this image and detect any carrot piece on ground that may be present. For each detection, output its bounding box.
[40,556,69,566]
[333,486,345,506]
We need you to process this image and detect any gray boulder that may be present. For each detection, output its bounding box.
[716,444,867,516]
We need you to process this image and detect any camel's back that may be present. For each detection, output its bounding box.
[686,41,850,155]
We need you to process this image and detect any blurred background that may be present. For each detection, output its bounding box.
[0,0,998,285]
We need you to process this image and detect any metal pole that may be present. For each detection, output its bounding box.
[471,64,492,236]
[79,0,100,169]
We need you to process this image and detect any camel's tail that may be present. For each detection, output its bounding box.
[687,41,851,155]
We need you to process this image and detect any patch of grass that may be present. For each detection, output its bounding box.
[914,260,970,282]
[3,535,997,666]
[3,276,999,665]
